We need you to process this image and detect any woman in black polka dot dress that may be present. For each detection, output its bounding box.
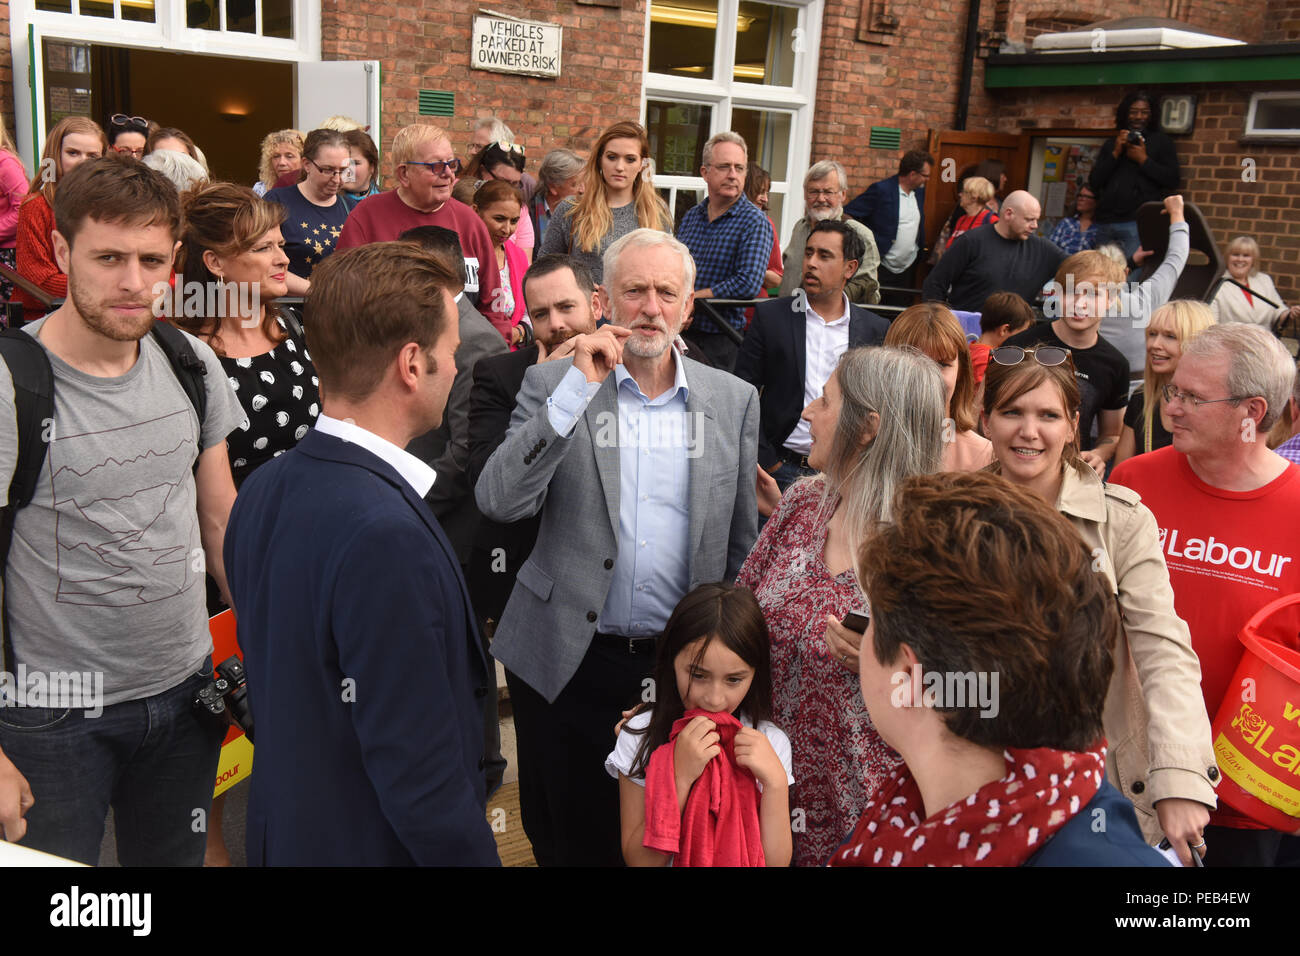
[172,182,320,489]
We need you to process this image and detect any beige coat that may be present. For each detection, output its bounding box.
[1055,462,1218,842]
[1210,271,1290,328]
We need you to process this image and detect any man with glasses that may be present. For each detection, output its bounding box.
[338,124,508,338]
[777,160,880,305]
[845,149,932,306]
[1111,323,1300,868]
[675,131,773,370]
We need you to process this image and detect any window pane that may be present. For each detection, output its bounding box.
[227,0,258,34]
[187,0,218,29]
[648,0,718,80]
[35,0,73,13]
[121,0,157,22]
[731,107,791,182]
[263,0,293,38]
[646,99,713,176]
[79,0,115,18]
[735,2,797,86]
[1255,98,1300,131]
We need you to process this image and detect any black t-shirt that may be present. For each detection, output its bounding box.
[1123,389,1173,456]
[921,223,1066,311]
[1003,322,1129,450]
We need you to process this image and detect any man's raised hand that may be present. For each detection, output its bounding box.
[571,326,633,384]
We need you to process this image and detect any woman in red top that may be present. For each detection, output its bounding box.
[945,175,998,250]
[15,117,108,315]
[737,346,946,865]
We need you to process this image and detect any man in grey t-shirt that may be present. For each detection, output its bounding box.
[0,158,242,864]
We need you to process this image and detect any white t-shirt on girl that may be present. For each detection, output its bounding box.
[605,711,796,791]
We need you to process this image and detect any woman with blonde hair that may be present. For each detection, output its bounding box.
[1113,300,1215,465]
[14,116,107,314]
[0,113,29,305]
[538,121,671,284]
[944,175,998,250]
[254,128,303,197]
[1209,235,1300,330]
[884,302,994,471]
[737,346,946,865]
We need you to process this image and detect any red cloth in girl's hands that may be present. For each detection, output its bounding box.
[643,709,766,867]
[830,744,1106,867]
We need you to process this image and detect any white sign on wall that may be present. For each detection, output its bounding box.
[471,13,562,78]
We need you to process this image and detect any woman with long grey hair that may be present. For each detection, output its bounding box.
[737,345,946,866]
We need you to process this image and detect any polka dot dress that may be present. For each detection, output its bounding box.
[221,316,321,488]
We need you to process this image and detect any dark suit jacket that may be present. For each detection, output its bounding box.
[733,295,890,468]
[407,293,508,564]
[225,429,500,866]
[466,344,542,625]
[845,174,926,264]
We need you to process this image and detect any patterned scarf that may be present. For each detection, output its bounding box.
[829,744,1106,867]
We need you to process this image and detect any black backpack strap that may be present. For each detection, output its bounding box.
[0,328,55,674]
[149,321,208,439]
[277,304,305,343]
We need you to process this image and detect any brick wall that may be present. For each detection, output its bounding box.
[1,0,14,149]
[320,0,644,178]
[990,82,1300,305]
[1263,0,1300,42]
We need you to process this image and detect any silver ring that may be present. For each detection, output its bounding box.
[1191,840,1206,849]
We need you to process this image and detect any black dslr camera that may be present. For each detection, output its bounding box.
[193,656,255,743]
[1125,129,1145,146]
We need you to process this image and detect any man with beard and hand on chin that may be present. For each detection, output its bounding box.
[0,157,244,865]
[476,229,759,866]
[778,161,880,305]
[466,254,601,639]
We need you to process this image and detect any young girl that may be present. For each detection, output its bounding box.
[606,583,794,867]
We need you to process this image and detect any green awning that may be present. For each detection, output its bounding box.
[985,43,1300,88]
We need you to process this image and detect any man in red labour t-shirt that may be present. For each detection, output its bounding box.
[337,123,510,341]
[1111,322,1300,867]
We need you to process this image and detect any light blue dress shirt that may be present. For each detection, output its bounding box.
[546,356,693,636]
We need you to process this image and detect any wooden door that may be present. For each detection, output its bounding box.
[923,129,1028,257]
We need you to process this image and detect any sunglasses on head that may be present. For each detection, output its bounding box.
[110,113,149,132]
[989,346,1072,368]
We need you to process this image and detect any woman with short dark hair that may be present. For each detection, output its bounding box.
[263,128,353,294]
[831,470,1169,867]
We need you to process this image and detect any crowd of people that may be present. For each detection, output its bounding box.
[0,89,1297,869]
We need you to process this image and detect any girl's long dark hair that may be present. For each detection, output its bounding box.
[626,583,773,778]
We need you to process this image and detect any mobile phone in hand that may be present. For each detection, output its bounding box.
[841,610,869,634]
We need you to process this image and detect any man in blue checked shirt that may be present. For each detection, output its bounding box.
[676,131,774,371]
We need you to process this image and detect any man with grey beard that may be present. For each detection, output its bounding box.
[779,160,881,305]
[476,229,758,866]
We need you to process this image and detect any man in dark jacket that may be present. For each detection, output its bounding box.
[845,149,932,305]
[1088,90,1180,262]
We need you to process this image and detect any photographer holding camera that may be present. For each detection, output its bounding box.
[1088,90,1181,264]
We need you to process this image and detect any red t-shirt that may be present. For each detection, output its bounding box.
[335,190,509,338]
[969,341,991,385]
[1110,446,1300,829]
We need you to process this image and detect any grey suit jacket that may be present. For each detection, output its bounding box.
[413,294,508,562]
[475,355,760,702]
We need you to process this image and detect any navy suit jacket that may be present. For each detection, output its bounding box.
[845,174,926,264]
[733,295,890,468]
[224,428,500,866]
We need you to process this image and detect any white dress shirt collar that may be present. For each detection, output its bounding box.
[314,413,437,498]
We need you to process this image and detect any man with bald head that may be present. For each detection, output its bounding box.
[923,190,1067,311]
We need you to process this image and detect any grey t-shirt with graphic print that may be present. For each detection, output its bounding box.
[0,316,243,707]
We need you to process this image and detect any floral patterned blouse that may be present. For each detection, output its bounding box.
[737,477,902,867]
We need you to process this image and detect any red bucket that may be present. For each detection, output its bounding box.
[1209,593,1300,832]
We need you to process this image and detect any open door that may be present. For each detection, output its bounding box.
[295,61,382,143]
[924,129,1028,255]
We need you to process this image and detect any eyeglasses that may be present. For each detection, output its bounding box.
[1161,384,1246,408]
[308,160,346,179]
[405,158,461,176]
[990,346,1072,368]
[709,164,747,175]
[114,145,145,158]
[806,189,841,199]
[110,113,149,131]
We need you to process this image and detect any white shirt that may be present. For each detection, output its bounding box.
[785,293,851,457]
[314,413,437,497]
[605,709,795,789]
[883,184,920,272]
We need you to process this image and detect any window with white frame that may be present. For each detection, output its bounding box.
[1244,92,1300,141]
[642,0,822,246]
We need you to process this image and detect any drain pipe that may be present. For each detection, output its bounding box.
[954,0,981,131]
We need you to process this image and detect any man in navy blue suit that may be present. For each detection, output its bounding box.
[845,149,932,306]
[224,242,500,866]
[734,220,890,491]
